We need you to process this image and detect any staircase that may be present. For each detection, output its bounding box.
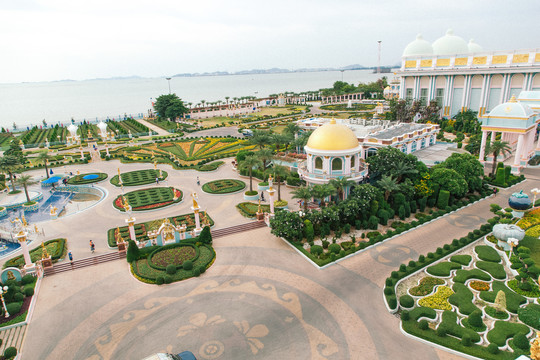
[211,221,267,238]
[43,251,126,276]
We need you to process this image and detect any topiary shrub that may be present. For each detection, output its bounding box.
[401,310,410,321]
[468,310,484,328]
[487,343,499,354]
[399,295,414,308]
[513,333,530,351]
[461,334,471,347]
[310,245,323,257]
[193,267,201,277]
[164,275,172,284]
[126,240,140,262]
[384,287,394,296]
[183,260,193,270]
[4,347,16,359]
[437,190,450,209]
[199,265,206,274]
[436,325,447,337]
[418,319,428,330]
[387,296,397,309]
[198,226,213,244]
[21,274,34,285]
[156,276,165,285]
[13,293,23,302]
[166,264,176,275]
[6,302,22,315]
[328,243,341,254]
[24,287,34,297]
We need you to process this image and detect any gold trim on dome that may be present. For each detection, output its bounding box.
[306,121,359,151]
[473,56,487,65]
[436,59,450,67]
[455,57,468,66]
[492,55,507,64]
[420,59,432,67]
[405,60,417,68]
[512,54,529,63]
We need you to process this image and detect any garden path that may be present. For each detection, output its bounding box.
[134,119,170,136]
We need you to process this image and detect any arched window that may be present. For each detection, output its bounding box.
[401,144,407,153]
[366,148,378,158]
[350,156,355,169]
[421,138,426,148]
[332,158,342,171]
[314,157,323,170]
[411,141,417,152]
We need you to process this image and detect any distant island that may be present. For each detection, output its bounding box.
[172,64,399,78]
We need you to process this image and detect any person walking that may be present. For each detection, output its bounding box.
[260,192,265,202]
[68,251,73,264]
[196,177,200,186]
[493,187,497,197]
[156,177,159,185]
[90,240,95,253]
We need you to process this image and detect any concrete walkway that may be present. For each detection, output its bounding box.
[135,118,170,136]
[16,163,540,359]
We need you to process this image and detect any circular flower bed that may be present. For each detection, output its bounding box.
[202,179,246,194]
[113,187,182,212]
[150,245,197,269]
[67,172,108,185]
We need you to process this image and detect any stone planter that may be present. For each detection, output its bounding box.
[244,192,259,201]
[23,202,39,212]
[258,184,269,191]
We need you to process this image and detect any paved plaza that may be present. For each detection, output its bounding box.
[3,157,538,359]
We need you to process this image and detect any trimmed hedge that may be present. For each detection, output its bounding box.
[453,269,491,283]
[110,169,168,187]
[4,238,66,269]
[474,245,501,263]
[486,321,530,347]
[426,261,462,277]
[517,303,540,330]
[480,281,526,314]
[475,261,506,280]
[202,179,246,194]
[448,282,479,315]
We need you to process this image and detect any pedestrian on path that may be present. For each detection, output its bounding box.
[197,177,200,186]
[493,187,498,197]
[90,240,95,253]
[68,251,73,264]
[156,177,159,185]
[260,192,265,202]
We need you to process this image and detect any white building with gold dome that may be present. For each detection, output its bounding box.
[297,119,368,195]
[398,29,540,118]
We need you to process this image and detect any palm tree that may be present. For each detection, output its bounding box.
[392,160,418,183]
[36,151,52,179]
[256,148,274,170]
[272,133,290,152]
[312,184,336,207]
[250,130,272,150]
[377,175,399,201]
[16,175,37,203]
[329,177,357,201]
[485,141,512,176]
[0,155,20,192]
[271,164,289,201]
[239,156,263,192]
[283,123,300,138]
[292,186,312,211]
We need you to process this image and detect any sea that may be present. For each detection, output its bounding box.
[0,69,390,131]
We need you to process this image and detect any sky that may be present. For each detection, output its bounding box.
[2,0,539,83]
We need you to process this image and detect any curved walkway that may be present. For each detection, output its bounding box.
[19,167,540,359]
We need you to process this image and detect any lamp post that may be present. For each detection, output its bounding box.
[1,286,9,318]
[166,78,172,94]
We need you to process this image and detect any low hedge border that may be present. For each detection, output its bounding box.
[112,187,182,212]
[282,192,494,270]
[201,179,246,194]
[66,172,108,185]
[110,169,168,187]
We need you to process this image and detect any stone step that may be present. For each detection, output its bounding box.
[0,324,26,355]
[44,252,125,276]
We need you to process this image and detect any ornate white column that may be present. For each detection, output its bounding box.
[266,176,276,215]
[191,193,202,234]
[16,231,35,271]
[479,131,489,161]
[490,131,496,143]
[126,217,136,241]
[514,134,525,166]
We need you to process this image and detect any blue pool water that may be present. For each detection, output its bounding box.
[83,174,99,180]
[3,191,74,223]
[0,240,21,258]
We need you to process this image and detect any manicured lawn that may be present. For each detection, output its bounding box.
[448,282,479,315]
[236,202,270,218]
[110,169,167,187]
[519,235,540,264]
[426,261,462,277]
[113,187,182,212]
[480,281,526,314]
[4,238,66,269]
[409,277,445,296]
[202,179,246,194]
[474,245,501,263]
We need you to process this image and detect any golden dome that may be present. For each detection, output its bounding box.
[306,119,359,151]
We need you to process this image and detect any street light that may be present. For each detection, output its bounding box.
[165,78,172,94]
[0,286,9,318]
[531,188,540,208]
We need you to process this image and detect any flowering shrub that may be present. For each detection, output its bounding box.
[517,208,540,230]
[410,277,445,296]
[525,224,540,237]
[418,286,454,310]
[469,281,490,291]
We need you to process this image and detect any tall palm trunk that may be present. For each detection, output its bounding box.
[44,162,49,179]
[249,169,253,192]
[8,172,15,192]
[277,175,281,201]
[491,151,498,176]
[23,184,30,203]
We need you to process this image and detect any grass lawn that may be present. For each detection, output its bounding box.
[113,187,182,212]
[519,235,540,264]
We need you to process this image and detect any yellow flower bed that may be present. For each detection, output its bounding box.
[418,286,454,310]
[525,224,540,237]
[517,208,540,229]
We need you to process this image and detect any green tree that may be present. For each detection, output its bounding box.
[239,156,263,192]
[249,130,272,150]
[270,210,304,242]
[312,184,336,207]
[376,175,400,201]
[329,177,356,201]
[4,140,25,164]
[292,186,312,211]
[391,160,418,183]
[438,153,484,192]
[256,148,274,170]
[494,290,507,313]
[271,164,289,201]
[36,151,53,179]
[283,123,300,138]
[367,147,417,179]
[485,141,511,176]
[198,226,212,244]
[0,155,20,192]
[126,240,140,262]
[271,133,291,152]
[430,167,468,198]
[153,94,188,121]
[16,175,37,203]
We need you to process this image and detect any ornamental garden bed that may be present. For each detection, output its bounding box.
[113,187,182,212]
[236,202,271,218]
[0,274,37,329]
[3,238,67,269]
[202,179,246,194]
[386,216,539,359]
[107,212,214,247]
[129,240,216,285]
[197,161,225,172]
[110,169,168,187]
[67,172,108,185]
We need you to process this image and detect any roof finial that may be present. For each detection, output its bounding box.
[330,118,336,124]
[509,95,517,103]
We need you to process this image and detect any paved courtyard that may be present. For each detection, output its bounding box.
[5,157,539,359]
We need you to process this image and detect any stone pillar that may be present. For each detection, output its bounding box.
[514,134,525,166]
[193,209,201,232]
[126,217,136,241]
[267,177,276,215]
[15,232,35,272]
[479,131,489,161]
[490,131,496,143]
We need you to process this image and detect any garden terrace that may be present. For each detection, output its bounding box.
[106,118,154,136]
[202,179,246,194]
[3,239,66,269]
[236,202,271,218]
[67,172,108,185]
[110,169,167,187]
[107,212,214,247]
[20,125,68,148]
[0,274,37,329]
[113,187,182,212]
